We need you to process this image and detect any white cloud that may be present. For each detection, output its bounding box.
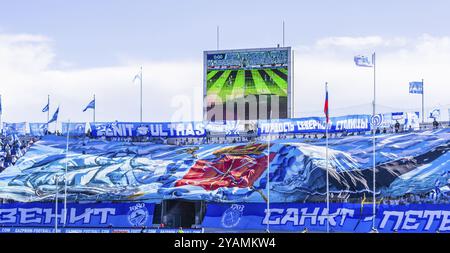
[0,33,203,126]
[315,36,407,50]
[293,34,450,120]
[0,33,449,128]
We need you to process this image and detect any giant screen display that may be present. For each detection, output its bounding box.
[204,47,291,121]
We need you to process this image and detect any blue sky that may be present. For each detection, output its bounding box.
[1,0,449,68]
[0,0,449,124]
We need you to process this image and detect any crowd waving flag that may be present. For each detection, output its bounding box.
[83,99,95,112]
[48,107,59,123]
[354,54,374,67]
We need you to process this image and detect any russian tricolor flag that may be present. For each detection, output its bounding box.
[324,83,329,123]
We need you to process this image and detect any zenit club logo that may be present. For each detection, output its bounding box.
[221,204,244,228]
[128,203,149,227]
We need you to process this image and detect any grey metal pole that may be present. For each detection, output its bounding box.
[140,67,143,123]
[93,94,96,123]
[47,95,50,124]
[55,175,59,233]
[292,50,295,118]
[422,79,424,124]
[372,52,377,231]
[217,26,220,50]
[282,21,285,47]
[325,82,330,233]
[64,119,70,226]
[0,95,2,133]
[266,110,272,233]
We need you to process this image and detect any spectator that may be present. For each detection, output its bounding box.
[394,121,400,133]
[433,118,439,129]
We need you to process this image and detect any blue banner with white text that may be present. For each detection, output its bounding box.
[89,116,371,138]
[90,122,207,138]
[202,203,450,233]
[0,202,154,228]
[257,115,371,135]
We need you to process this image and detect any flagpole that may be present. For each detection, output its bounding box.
[217,26,220,50]
[292,50,295,118]
[266,109,272,233]
[55,175,59,233]
[140,66,143,122]
[64,119,70,226]
[325,82,330,234]
[47,95,50,125]
[93,94,96,122]
[422,79,424,124]
[0,94,2,134]
[372,52,377,231]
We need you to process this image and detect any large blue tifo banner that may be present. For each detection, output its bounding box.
[62,122,86,136]
[258,115,371,135]
[202,203,450,233]
[0,202,154,228]
[29,123,48,136]
[2,122,27,136]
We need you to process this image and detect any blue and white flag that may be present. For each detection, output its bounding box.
[62,122,86,136]
[391,112,404,120]
[371,114,384,128]
[48,107,59,123]
[42,102,49,113]
[354,54,374,67]
[83,99,95,112]
[409,81,423,94]
[0,95,2,114]
[133,71,142,82]
[429,109,440,120]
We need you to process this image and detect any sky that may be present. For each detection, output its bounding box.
[0,0,450,125]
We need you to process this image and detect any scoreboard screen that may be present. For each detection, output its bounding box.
[204,47,291,121]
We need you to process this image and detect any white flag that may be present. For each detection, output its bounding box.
[354,54,374,67]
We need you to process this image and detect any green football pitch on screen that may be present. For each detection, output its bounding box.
[206,67,288,103]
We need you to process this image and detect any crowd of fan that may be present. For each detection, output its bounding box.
[0,135,39,172]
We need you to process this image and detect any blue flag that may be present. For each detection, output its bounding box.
[409,81,423,94]
[429,109,440,120]
[354,54,374,67]
[83,99,95,112]
[48,107,59,123]
[42,102,49,112]
[0,95,2,114]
